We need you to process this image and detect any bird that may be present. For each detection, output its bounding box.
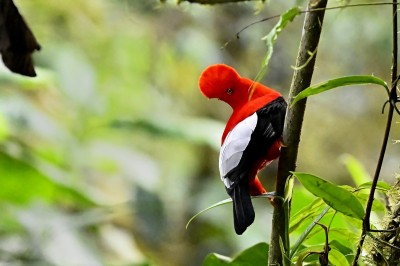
[198,64,287,234]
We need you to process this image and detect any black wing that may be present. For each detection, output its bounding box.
[225,96,287,234]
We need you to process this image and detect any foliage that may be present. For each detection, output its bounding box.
[203,242,269,266]
[291,75,389,107]
[292,172,365,220]
[0,0,398,266]
[197,1,398,264]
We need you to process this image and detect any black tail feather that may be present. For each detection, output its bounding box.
[231,178,255,235]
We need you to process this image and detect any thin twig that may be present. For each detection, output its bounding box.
[233,2,399,40]
[352,0,399,264]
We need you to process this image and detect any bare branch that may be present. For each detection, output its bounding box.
[268,0,328,264]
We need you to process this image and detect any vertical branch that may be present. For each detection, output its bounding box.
[352,1,398,265]
[268,0,328,265]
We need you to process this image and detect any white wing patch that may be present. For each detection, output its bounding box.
[219,112,258,188]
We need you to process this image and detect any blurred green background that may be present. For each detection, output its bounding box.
[0,0,398,265]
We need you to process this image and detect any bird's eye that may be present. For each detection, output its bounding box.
[226,88,233,95]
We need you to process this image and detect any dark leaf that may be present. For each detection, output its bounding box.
[0,0,41,77]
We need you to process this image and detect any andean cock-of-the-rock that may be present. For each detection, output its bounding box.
[198,64,287,234]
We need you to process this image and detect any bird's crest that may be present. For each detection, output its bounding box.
[198,64,240,99]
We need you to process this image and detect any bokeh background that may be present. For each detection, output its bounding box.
[0,0,398,265]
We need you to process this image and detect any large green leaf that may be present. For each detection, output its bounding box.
[328,248,350,266]
[329,240,354,263]
[291,75,389,107]
[292,172,365,220]
[203,242,269,266]
[0,152,94,207]
[203,253,232,266]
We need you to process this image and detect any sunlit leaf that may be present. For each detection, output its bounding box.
[203,253,231,266]
[358,181,391,192]
[231,242,269,265]
[0,112,10,141]
[291,75,389,107]
[328,228,360,247]
[329,240,354,263]
[353,191,386,213]
[294,244,325,265]
[284,175,294,203]
[203,242,268,266]
[290,206,330,259]
[289,198,325,233]
[292,172,365,220]
[328,248,350,266]
[341,154,371,186]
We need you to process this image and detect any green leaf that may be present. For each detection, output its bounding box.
[289,198,326,233]
[290,206,330,259]
[0,152,94,207]
[353,191,386,213]
[340,154,371,186]
[292,172,365,220]
[294,244,325,265]
[284,175,294,203]
[203,253,232,266]
[328,248,350,266]
[250,6,301,98]
[0,112,10,142]
[231,242,269,266]
[358,181,392,192]
[203,243,269,266]
[291,75,389,107]
[329,240,354,263]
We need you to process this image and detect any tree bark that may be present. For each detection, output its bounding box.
[268,0,328,264]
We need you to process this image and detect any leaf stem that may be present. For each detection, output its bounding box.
[234,2,399,40]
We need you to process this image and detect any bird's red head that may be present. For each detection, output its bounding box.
[198,64,247,109]
[199,64,280,110]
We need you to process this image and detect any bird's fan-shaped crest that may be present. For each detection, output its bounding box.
[198,64,240,99]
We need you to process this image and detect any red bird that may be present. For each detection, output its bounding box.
[198,64,287,234]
